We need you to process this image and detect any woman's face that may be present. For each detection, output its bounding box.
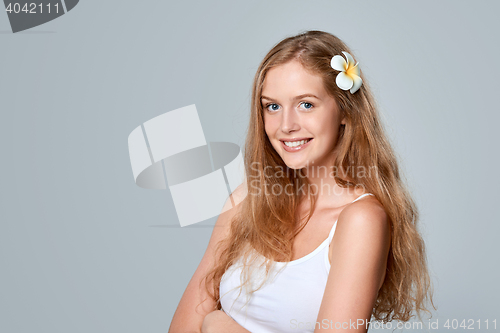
[262,60,345,170]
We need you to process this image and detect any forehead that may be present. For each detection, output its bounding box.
[261,60,326,99]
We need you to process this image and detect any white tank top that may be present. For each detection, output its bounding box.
[219,193,375,332]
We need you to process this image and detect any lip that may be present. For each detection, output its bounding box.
[279,137,312,142]
[280,138,313,152]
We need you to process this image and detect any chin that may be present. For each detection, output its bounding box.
[283,160,307,170]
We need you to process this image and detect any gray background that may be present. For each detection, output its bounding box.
[1,0,499,332]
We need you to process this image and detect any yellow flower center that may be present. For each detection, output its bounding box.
[345,64,357,77]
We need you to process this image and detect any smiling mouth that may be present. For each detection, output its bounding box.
[282,138,312,148]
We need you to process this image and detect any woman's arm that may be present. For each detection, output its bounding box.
[315,198,391,333]
[168,183,247,333]
[201,310,251,333]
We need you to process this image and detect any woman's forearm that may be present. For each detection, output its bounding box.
[201,310,251,333]
[222,315,250,333]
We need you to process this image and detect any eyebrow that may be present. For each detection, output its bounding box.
[260,94,321,102]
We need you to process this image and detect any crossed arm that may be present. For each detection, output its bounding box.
[170,186,390,333]
[169,183,249,333]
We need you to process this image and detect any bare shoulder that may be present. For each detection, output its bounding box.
[215,180,247,231]
[230,180,248,207]
[335,195,390,246]
[340,195,388,228]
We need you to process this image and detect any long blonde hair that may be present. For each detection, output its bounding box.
[202,30,435,323]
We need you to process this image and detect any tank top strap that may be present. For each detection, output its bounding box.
[327,220,339,243]
[326,193,374,242]
[351,192,374,203]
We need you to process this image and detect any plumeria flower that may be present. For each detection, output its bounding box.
[330,51,363,94]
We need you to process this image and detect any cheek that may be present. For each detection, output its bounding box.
[315,121,340,145]
[263,116,277,136]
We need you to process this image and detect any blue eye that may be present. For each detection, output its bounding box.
[301,102,313,110]
[266,103,280,112]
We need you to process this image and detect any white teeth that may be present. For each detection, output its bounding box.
[283,139,311,147]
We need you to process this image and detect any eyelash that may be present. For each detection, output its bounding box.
[264,101,314,112]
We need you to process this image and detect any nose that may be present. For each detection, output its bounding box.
[280,107,300,134]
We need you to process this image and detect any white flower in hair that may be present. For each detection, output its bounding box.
[330,51,362,94]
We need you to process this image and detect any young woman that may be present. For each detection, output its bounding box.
[169,30,435,333]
